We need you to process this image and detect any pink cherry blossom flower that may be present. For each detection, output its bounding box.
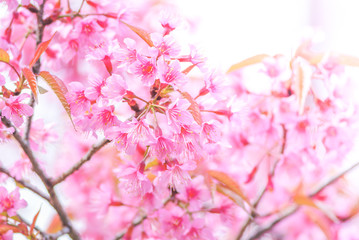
[166,99,194,133]
[201,120,221,143]
[115,38,137,67]
[151,33,181,58]
[121,119,155,149]
[157,59,185,88]
[105,125,133,153]
[84,74,106,101]
[89,183,117,218]
[10,155,31,180]
[73,17,103,44]
[129,53,157,86]
[101,74,127,100]
[156,159,196,193]
[158,205,190,238]
[160,11,179,35]
[0,230,13,240]
[66,82,91,116]
[89,105,119,130]
[150,134,176,162]
[115,163,153,197]
[183,218,214,240]
[2,93,33,127]
[0,187,27,217]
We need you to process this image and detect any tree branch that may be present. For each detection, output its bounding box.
[1,114,81,240]
[0,166,50,203]
[245,160,359,240]
[236,125,287,240]
[52,138,110,185]
[24,0,46,143]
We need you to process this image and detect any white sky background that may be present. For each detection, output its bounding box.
[2,0,359,238]
[173,0,359,70]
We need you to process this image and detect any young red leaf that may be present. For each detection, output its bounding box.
[30,207,41,236]
[29,33,56,68]
[38,71,75,129]
[22,67,38,103]
[182,64,196,75]
[0,224,22,234]
[226,54,269,74]
[120,21,154,47]
[181,91,203,125]
[208,170,250,205]
[0,48,10,63]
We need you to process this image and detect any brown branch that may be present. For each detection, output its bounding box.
[236,125,287,240]
[245,160,359,240]
[0,166,50,203]
[1,114,81,240]
[115,192,175,239]
[24,0,46,143]
[52,138,110,185]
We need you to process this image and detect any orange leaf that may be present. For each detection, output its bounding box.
[0,224,21,234]
[337,54,359,67]
[38,71,75,129]
[226,54,269,74]
[294,41,324,65]
[120,21,154,47]
[305,210,333,240]
[29,33,56,68]
[293,195,318,208]
[293,60,311,114]
[181,92,203,125]
[22,67,38,103]
[30,207,41,236]
[46,215,62,234]
[208,170,250,204]
[0,48,10,63]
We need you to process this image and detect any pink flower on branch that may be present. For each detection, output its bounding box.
[1,94,33,127]
[0,187,27,217]
[129,53,157,86]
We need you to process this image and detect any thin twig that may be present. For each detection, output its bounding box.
[0,166,50,203]
[236,125,287,240]
[246,160,359,240]
[115,193,175,239]
[1,115,81,240]
[52,138,110,185]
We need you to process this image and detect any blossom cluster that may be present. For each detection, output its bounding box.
[0,0,359,240]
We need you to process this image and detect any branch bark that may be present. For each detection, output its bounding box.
[52,138,110,185]
[245,160,359,240]
[0,166,50,203]
[1,114,81,240]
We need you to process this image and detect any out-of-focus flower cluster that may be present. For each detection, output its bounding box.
[1,0,359,239]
